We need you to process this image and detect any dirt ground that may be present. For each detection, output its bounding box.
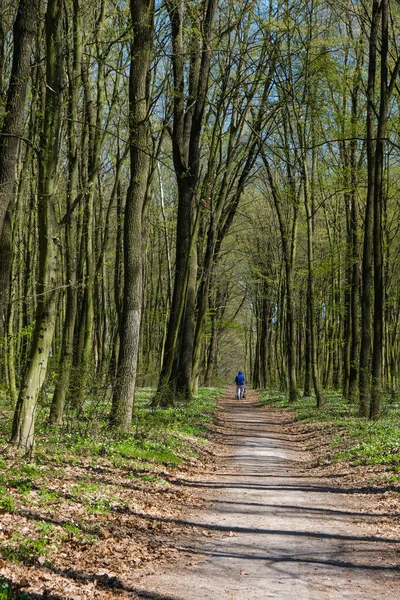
[132,389,400,600]
[1,388,399,599]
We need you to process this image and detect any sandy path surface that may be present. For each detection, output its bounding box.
[135,390,399,600]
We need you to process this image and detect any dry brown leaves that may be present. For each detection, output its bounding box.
[275,409,400,541]
[2,391,398,598]
[0,430,225,599]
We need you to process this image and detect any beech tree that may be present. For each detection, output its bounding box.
[11,0,63,449]
[155,0,218,404]
[110,0,155,430]
[3,0,400,448]
[0,0,40,343]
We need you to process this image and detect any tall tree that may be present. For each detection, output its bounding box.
[49,0,82,425]
[156,0,218,403]
[11,0,63,449]
[0,0,40,340]
[0,0,39,235]
[110,0,155,430]
[370,0,400,418]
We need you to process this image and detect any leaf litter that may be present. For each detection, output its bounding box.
[0,417,226,598]
[1,391,399,598]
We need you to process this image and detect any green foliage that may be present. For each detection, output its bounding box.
[85,498,111,514]
[10,387,221,471]
[113,439,183,465]
[16,480,32,494]
[92,386,222,467]
[138,474,168,485]
[38,488,58,502]
[22,465,42,479]
[34,521,54,536]
[0,577,9,600]
[0,387,220,546]
[63,522,98,545]
[0,577,33,600]
[1,534,50,563]
[0,487,15,513]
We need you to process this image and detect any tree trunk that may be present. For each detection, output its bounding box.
[262,154,298,401]
[303,285,312,396]
[303,160,324,408]
[49,0,82,425]
[371,0,388,419]
[0,0,40,237]
[110,0,154,430]
[359,0,378,417]
[348,95,361,403]
[11,0,63,449]
[156,0,218,404]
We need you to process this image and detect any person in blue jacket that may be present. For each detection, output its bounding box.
[235,370,246,400]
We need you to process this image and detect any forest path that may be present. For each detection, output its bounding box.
[134,389,399,600]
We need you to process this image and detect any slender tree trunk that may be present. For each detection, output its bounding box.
[157,0,218,404]
[359,0,378,417]
[262,154,298,401]
[176,238,197,396]
[0,0,40,236]
[303,286,312,396]
[303,160,324,408]
[110,0,154,430]
[11,0,63,449]
[371,0,388,419]
[75,11,105,405]
[0,212,12,339]
[348,129,361,403]
[49,0,82,425]
[0,0,40,361]
[204,285,220,387]
[342,190,352,399]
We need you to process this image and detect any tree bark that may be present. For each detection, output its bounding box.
[49,0,82,425]
[156,0,218,404]
[359,0,378,417]
[371,0,388,419]
[110,0,154,430]
[262,153,298,402]
[11,0,63,449]
[0,0,40,237]
[303,160,324,408]
[348,50,362,403]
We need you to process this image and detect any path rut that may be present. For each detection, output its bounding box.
[135,391,399,599]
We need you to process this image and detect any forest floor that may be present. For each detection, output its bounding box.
[1,388,399,598]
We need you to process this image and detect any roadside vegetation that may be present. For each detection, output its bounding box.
[0,388,221,597]
[260,391,400,487]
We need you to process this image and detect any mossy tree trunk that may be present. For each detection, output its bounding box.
[11,0,63,450]
[359,0,378,417]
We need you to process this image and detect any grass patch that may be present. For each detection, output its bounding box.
[107,386,222,467]
[0,489,15,513]
[1,534,51,564]
[0,386,221,506]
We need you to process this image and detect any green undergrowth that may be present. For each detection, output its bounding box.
[0,387,222,568]
[260,390,400,483]
[0,387,221,468]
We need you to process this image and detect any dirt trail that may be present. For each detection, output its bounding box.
[135,389,399,600]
